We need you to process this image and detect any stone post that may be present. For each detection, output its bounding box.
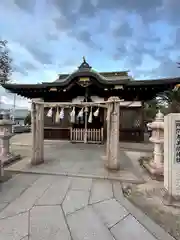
[31,101,36,164]
[0,159,3,179]
[163,113,180,206]
[31,99,44,165]
[143,110,164,177]
[105,96,120,170]
[105,102,111,162]
[84,106,88,144]
[0,114,20,166]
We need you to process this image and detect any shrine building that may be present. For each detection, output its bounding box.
[2,58,180,143]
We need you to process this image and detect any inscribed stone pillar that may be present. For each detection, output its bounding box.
[105,96,120,170]
[31,99,44,165]
[163,113,180,206]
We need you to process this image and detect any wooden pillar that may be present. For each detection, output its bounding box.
[31,99,44,165]
[105,97,120,170]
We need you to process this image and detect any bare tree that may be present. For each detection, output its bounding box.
[0,40,12,83]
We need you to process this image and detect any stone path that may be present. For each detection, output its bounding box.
[8,142,150,184]
[0,173,174,240]
[11,133,153,152]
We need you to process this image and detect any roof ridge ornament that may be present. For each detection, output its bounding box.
[78,56,91,70]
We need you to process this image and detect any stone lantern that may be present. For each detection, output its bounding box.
[0,114,20,166]
[144,110,164,177]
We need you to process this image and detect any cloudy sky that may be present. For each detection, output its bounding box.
[0,0,180,107]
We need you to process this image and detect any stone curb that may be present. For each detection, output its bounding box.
[11,142,153,152]
[119,146,153,152]
[11,143,31,146]
[113,181,175,240]
[11,142,59,146]
[11,144,152,152]
[5,169,145,184]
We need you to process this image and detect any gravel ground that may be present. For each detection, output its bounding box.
[124,181,180,240]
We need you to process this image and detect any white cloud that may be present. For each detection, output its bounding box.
[1,95,29,108]
[0,87,30,109]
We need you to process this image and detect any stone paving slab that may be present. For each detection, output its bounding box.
[0,203,8,212]
[67,206,115,240]
[30,205,71,240]
[0,173,175,240]
[0,174,40,204]
[35,177,71,206]
[89,179,113,204]
[21,237,28,240]
[0,175,55,219]
[93,198,129,228]
[63,189,89,215]
[111,214,157,240]
[70,177,92,191]
[0,212,29,240]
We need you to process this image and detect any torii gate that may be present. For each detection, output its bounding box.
[31,96,121,171]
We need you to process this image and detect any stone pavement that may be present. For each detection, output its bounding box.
[0,173,175,240]
[10,133,153,152]
[8,142,149,183]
